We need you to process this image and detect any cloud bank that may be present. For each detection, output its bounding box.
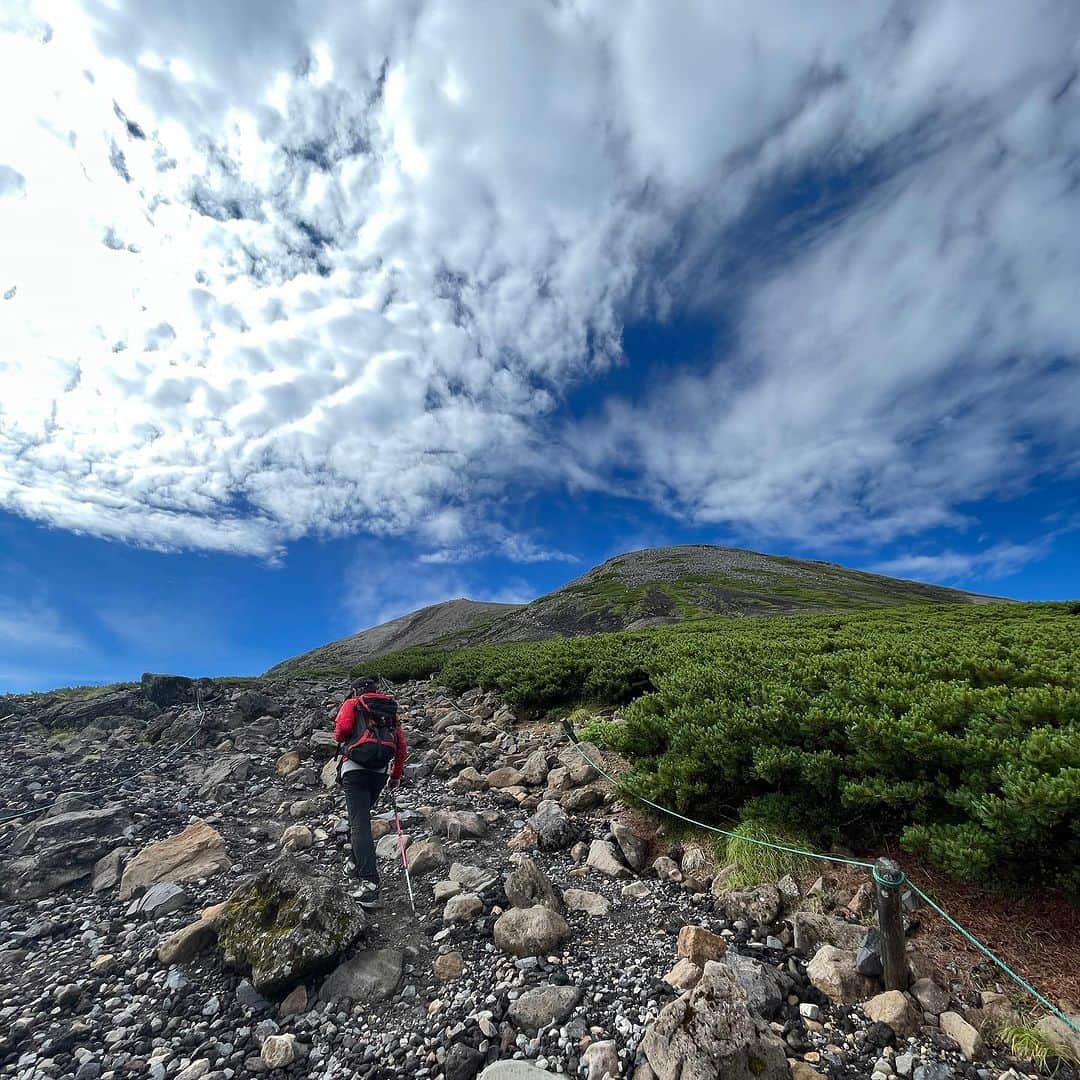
[2,1,1079,561]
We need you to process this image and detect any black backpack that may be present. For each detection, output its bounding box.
[344,692,400,770]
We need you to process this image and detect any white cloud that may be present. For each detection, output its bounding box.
[1,1,1078,562]
[344,541,533,628]
[0,597,87,653]
[871,540,1051,585]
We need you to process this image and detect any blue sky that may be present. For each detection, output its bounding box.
[2,2,1080,691]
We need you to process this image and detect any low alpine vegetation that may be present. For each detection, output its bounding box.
[352,603,1080,892]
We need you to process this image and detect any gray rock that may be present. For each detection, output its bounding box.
[520,750,550,786]
[806,945,878,1003]
[582,1040,620,1079]
[129,882,190,918]
[318,948,404,1003]
[232,689,282,724]
[478,1063,557,1079]
[652,856,682,881]
[429,809,488,839]
[505,856,564,913]
[913,1063,953,1080]
[940,1011,984,1059]
[791,911,868,953]
[449,861,499,892]
[713,884,781,926]
[563,888,610,916]
[91,847,130,893]
[445,1043,485,1080]
[443,893,483,922]
[217,855,365,994]
[587,839,628,878]
[1035,1013,1080,1062]
[11,805,131,855]
[407,838,448,877]
[508,984,581,1033]
[611,821,649,871]
[724,948,785,1017]
[910,978,950,1014]
[856,928,885,978]
[561,786,604,812]
[641,959,789,1080]
[141,673,195,707]
[493,905,571,957]
[196,756,250,798]
[558,743,599,784]
[526,800,576,851]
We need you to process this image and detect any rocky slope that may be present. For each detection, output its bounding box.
[269,546,999,676]
[1,676,1072,1080]
[265,600,523,678]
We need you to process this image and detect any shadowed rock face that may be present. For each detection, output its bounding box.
[216,855,367,994]
[268,545,998,675]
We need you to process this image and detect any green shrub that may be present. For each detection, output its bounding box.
[316,601,1080,891]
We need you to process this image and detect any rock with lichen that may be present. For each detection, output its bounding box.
[216,855,365,994]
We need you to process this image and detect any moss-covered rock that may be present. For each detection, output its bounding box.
[216,855,365,994]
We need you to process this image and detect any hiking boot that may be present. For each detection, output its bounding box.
[351,880,381,910]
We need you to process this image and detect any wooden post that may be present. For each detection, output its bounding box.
[874,857,908,990]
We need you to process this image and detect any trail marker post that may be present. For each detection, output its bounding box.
[874,857,908,990]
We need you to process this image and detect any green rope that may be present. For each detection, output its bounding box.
[564,729,1080,1039]
[564,733,874,869]
[908,882,1080,1038]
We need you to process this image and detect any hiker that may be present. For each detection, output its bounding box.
[334,678,407,907]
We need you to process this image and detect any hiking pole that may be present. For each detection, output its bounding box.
[392,790,417,913]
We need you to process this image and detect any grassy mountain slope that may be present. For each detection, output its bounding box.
[270,545,998,675]
[454,545,998,645]
[264,598,523,677]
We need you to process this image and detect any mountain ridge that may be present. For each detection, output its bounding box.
[267,544,1000,676]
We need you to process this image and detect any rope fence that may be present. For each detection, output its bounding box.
[558,722,1080,1039]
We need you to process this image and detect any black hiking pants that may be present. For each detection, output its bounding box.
[342,768,388,885]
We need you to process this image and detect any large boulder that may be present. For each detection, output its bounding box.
[641,959,789,1080]
[318,948,403,1004]
[494,905,571,957]
[119,821,232,900]
[217,856,365,994]
[141,673,195,707]
[505,857,564,914]
[231,689,282,725]
[39,687,159,729]
[526,801,575,851]
[10,805,130,855]
[0,837,121,900]
[508,984,581,1034]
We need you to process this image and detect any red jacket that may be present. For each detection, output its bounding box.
[334,697,407,780]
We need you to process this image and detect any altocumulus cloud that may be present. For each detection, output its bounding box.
[1,1,1079,559]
